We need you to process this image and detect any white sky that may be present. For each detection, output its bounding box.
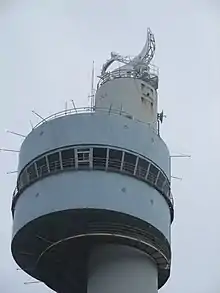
[0,1,219,292]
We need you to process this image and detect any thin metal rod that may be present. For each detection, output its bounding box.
[171,175,182,181]
[7,171,17,174]
[7,130,26,138]
[90,60,95,108]
[29,120,34,129]
[71,100,77,112]
[24,281,40,285]
[170,154,191,158]
[0,148,19,153]
[119,104,123,115]
[65,101,68,115]
[32,110,46,122]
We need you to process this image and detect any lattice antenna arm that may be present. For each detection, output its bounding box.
[100,28,156,77]
[132,28,155,66]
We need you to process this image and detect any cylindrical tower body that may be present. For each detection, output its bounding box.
[88,245,158,293]
[95,77,158,127]
[11,30,174,293]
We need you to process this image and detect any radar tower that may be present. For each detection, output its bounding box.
[11,28,174,293]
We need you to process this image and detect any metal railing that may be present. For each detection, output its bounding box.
[32,106,157,134]
[12,152,174,210]
[98,64,159,87]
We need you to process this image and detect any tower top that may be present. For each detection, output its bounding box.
[98,28,159,89]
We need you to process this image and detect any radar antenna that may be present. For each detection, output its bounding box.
[100,28,156,77]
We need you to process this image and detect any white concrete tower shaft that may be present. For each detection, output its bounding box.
[88,245,158,293]
[87,28,171,293]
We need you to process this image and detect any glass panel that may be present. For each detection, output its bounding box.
[147,164,159,184]
[108,149,122,170]
[27,164,37,182]
[19,170,28,189]
[162,180,170,196]
[136,158,149,179]
[123,152,136,174]
[156,172,166,189]
[93,148,107,169]
[61,149,75,169]
[48,152,61,172]
[78,152,89,161]
[36,157,48,176]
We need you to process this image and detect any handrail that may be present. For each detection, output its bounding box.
[12,155,174,208]
[32,106,157,134]
[98,64,159,88]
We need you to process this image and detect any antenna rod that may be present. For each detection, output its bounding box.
[170,155,191,158]
[0,148,19,153]
[171,175,182,181]
[65,101,68,115]
[32,110,46,122]
[7,171,18,174]
[91,61,95,109]
[71,100,77,113]
[24,281,40,285]
[7,130,26,138]
[29,120,34,129]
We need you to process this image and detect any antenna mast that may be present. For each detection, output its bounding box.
[89,61,95,109]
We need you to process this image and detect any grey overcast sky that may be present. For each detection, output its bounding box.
[0,0,219,292]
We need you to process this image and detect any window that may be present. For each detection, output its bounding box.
[27,164,37,182]
[147,164,159,184]
[61,149,75,169]
[162,180,170,196]
[93,148,107,169]
[19,170,28,189]
[36,157,48,176]
[123,153,136,174]
[156,172,166,189]
[77,148,90,167]
[108,149,122,170]
[136,158,149,179]
[48,152,61,172]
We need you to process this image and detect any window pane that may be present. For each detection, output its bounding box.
[108,149,122,170]
[93,148,107,169]
[156,172,166,189]
[27,164,37,181]
[162,180,170,196]
[78,152,89,161]
[123,153,136,174]
[61,149,75,169]
[36,157,48,176]
[147,164,159,184]
[136,158,149,179]
[48,152,60,172]
[19,170,28,189]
